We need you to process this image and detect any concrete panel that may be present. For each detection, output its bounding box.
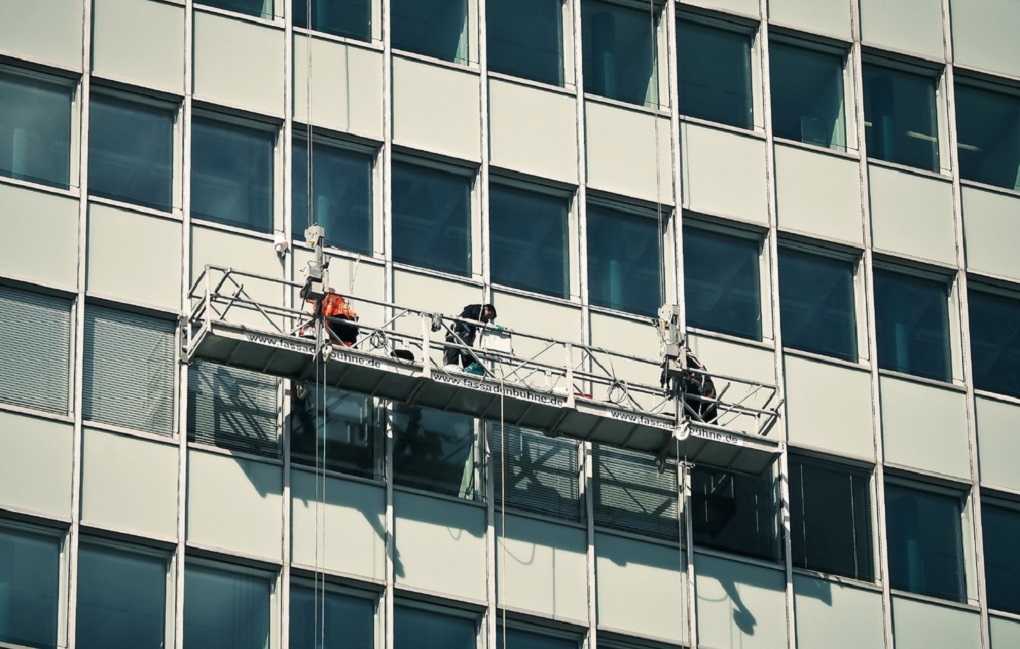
[595,532,686,643]
[681,0,759,19]
[92,0,186,93]
[962,186,1020,282]
[586,101,673,204]
[694,554,787,649]
[392,268,480,342]
[784,355,874,459]
[392,57,481,162]
[294,36,384,141]
[496,515,587,623]
[589,311,661,397]
[868,164,956,265]
[193,11,285,117]
[394,491,486,601]
[880,376,970,480]
[0,410,73,519]
[0,0,82,70]
[991,614,1020,649]
[87,204,182,311]
[291,470,385,582]
[775,144,864,245]
[186,449,283,561]
[769,0,851,40]
[80,427,178,539]
[860,0,944,60]
[891,595,982,649]
[688,335,775,386]
[975,397,1020,492]
[0,183,78,291]
[793,574,884,649]
[489,79,578,184]
[681,122,768,225]
[492,291,583,345]
[950,0,1020,78]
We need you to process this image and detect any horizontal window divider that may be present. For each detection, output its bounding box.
[585,302,661,324]
[84,421,180,447]
[489,168,578,194]
[883,465,974,492]
[186,439,283,466]
[87,195,182,221]
[293,27,384,52]
[767,24,853,52]
[888,587,982,611]
[583,92,671,117]
[682,210,768,236]
[391,50,481,75]
[870,250,960,276]
[595,623,689,648]
[191,99,283,128]
[988,608,1020,622]
[973,388,1020,407]
[864,156,953,182]
[191,217,280,241]
[685,326,776,351]
[0,401,73,424]
[860,46,947,73]
[0,505,72,529]
[787,445,876,470]
[876,367,965,391]
[289,240,387,267]
[393,585,489,613]
[773,135,860,160]
[593,525,683,549]
[494,506,586,530]
[791,565,883,591]
[679,113,767,139]
[193,4,283,30]
[691,546,786,570]
[289,463,383,488]
[289,564,386,591]
[0,274,76,300]
[392,483,486,509]
[184,541,284,572]
[89,79,184,107]
[0,175,80,198]
[495,604,589,632]
[959,177,1020,198]
[491,283,581,308]
[390,260,483,286]
[678,6,761,30]
[781,346,870,372]
[776,229,866,257]
[82,292,182,321]
[77,521,178,550]
[291,126,382,152]
[486,71,577,97]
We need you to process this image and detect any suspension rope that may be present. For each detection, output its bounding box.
[650,0,665,308]
[499,373,507,649]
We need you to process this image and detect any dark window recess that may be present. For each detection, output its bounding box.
[982,502,1020,615]
[392,404,477,499]
[691,465,779,561]
[290,386,379,479]
[968,289,1020,399]
[684,226,762,341]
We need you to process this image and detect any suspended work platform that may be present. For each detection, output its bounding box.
[183,265,784,475]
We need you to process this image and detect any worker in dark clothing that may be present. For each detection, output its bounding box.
[443,303,497,371]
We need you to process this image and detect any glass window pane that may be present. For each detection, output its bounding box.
[863,64,939,172]
[770,43,846,150]
[293,0,372,42]
[89,94,174,211]
[778,248,857,361]
[392,404,477,499]
[489,184,569,298]
[394,604,476,649]
[684,227,761,341]
[293,139,373,256]
[191,116,274,234]
[392,0,469,64]
[873,269,951,382]
[0,286,72,415]
[968,289,1020,398]
[497,628,577,649]
[587,203,660,316]
[789,457,874,581]
[593,445,679,542]
[885,483,965,602]
[290,584,374,649]
[198,0,273,19]
[487,0,563,86]
[582,0,659,106]
[982,502,1020,615]
[188,361,281,457]
[0,69,72,189]
[955,83,1020,191]
[76,544,166,649]
[676,19,753,129]
[291,386,380,479]
[691,465,778,561]
[0,524,61,649]
[183,562,271,649]
[491,424,580,519]
[391,162,471,276]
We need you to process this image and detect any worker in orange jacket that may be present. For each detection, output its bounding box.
[301,289,359,346]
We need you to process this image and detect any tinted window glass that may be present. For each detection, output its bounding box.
[76,544,167,649]
[885,483,965,602]
[394,604,476,649]
[497,628,577,649]
[0,525,60,649]
[982,502,1020,615]
[587,203,660,316]
[863,64,939,172]
[487,0,563,86]
[0,70,72,189]
[955,83,1020,190]
[770,43,846,150]
[293,0,372,41]
[198,0,272,18]
[293,139,373,256]
[684,227,761,340]
[183,562,271,649]
[593,445,678,541]
[290,585,374,649]
[691,465,778,561]
[489,184,569,298]
[392,0,469,64]
[392,162,471,276]
[582,0,659,106]
[392,405,477,499]
[677,20,752,129]
[873,269,951,382]
[188,361,281,457]
[491,424,580,519]
[968,289,1020,398]
[291,386,379,479]
[778,248,857,361]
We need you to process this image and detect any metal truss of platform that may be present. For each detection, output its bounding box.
[183,266,785,475]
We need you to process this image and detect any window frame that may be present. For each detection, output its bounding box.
[952,75,1020,192]
[390,404,484,501]
[0,518,69,649]
[183,555,280,649]
[390,0,478,66]
[289,384,384,480]
[581,0,668,109]
[291,0,377,43]
[196,0,277,21]
[495,617,584,649]
[485,0,574,88]
[980,495,1020,615]
[966,280,1020,399]
[393,597,483,649]
[289,576,380,649]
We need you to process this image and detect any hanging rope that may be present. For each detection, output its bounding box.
[650,0,665,309]
[499,374,507,649]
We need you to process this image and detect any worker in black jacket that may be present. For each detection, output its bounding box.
[443,303,497,370]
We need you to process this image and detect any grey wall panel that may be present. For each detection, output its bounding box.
[586,102,674,205]
[0,0,82,70]
[681,123,769,225]
[869,165,956,265]
[496,514,588,623]
[769,0,852,40]
[595,532,686,644]
[392,269,480,339]
[293,37,384,141]
[950,0,1020,77]
[92,0,185,93]
[680,0,760,19]
[492,291,584,345]
[87,204,182,311]
[291,470,385,582]
[990,614,1020,649]
[193,11,285,117]
[793,574,884,649]
[860,0,945,60]
[891,595,982,649]
[489,79,578,184]
[975,397,1020,492]
[694,553,788,649]
[0,410,73,519]
[392,57,481,162]
[80,427,178,539]
[880,376,970,479]
[784,355,875,460]
[393,490,486,601]
[186,449,284,561]
[0,183,78,290]
[962,186,1020,282]
[775,144,864,246]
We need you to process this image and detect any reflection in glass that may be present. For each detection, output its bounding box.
[863,64,939,172]
[770,42,846,150]
[885,483,965,602]
[76,544,166,649]
[0,70,72,189]
[587,203,660,316]
[873,269,950,382]
[392,162,471,276]
[778,248,857,361]
[677,20,753,129]
[293,139,373,256]
[684,227,761,340]
[293,0,372,42]
[290,585,374,649]
[497,627,577,649]
[392,0,469,64]
[0,525,60,649]
[489,184,569,298]
[291,386,379,478]
[188,361,281,457]
[191,117,274,233]
[582,0,659,106]
[184,562,270,649]
[392,405,476,499]
[691,465,778,561]
[491,424,580,519]
[955,83,1020,190]
[982,502,1020,615]
[198,0,273,19]
[394,604,477,649]
[593,445,678,541]
[969,290,1020,398]
[487,0,564,86]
